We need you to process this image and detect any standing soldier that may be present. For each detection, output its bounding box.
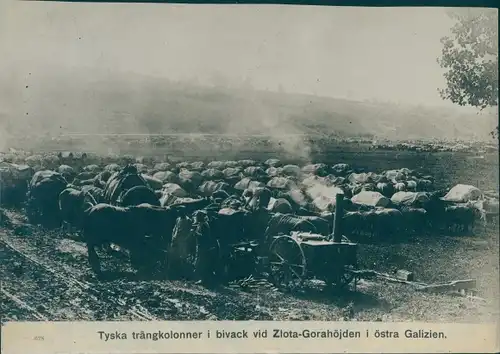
[193,210,218,286]
[167,214,196,280]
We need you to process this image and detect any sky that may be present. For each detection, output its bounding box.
[0,2,497,107]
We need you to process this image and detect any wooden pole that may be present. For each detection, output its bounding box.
[332,193,344,243]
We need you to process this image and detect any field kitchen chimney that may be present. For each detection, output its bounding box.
[332,193,344,243]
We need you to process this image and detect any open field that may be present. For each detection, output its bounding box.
[1,137,498,322]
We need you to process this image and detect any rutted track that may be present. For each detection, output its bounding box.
[1,233,156,321]
[1,209,499,322]
[1,288,48,321]
[0,210,277,321]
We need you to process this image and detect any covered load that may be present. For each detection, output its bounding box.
[0,162,34,181]
[351,191,390,208]
[162,183,189,198]
[26,170,68,226]
[152,171,179,184]
[178,169,203,190]
[301,163,329,176]
[0,162,34,206]
[234,178,265,191]
[391,191,430,207]
[267,176,296,190]
[201,168,224,180]
[103,165,149,204]
[348,172,381,184]
[331,163,351,176]
[140,174,163,191]
[442,184,483,203]
[281,164,302,177]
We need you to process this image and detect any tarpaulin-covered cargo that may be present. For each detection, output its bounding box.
[0,162,34,182]
[281,164,302,177]
[162,183,189,198]
[348,172,380,184]
[267,176,296,190]
[153,171,178,184]
[331,163,351,176]
[234,178,264,191]
[348,173,371,184]
[442,184,483,203]
[351,191,390,208]
[178,169,203,190]
[391,191,430,207]
[140,174,163,191]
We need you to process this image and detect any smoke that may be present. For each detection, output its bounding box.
[306,183,343,201]
[221,88,313,162]
[302,175,344,210]
[0,66,318,162]
[180,85,311,162]
[1,67,496,160]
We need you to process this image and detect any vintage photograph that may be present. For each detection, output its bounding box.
[1,3,498,323]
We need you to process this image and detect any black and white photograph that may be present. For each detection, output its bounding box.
[0,2,498,325]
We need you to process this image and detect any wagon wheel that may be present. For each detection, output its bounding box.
[268,235,307,292]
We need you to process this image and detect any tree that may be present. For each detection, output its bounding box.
[437,9,498,138]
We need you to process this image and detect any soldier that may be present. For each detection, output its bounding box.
[192,210,219,286]
[167,215,197,280]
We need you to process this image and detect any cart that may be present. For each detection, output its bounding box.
[266,232,358,291]
[265,193,358,291]
[224,194,359,292]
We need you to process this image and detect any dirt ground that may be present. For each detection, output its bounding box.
[1,144,498,322]
[1,207,498,323]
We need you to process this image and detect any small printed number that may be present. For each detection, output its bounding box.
[34,336,44,341]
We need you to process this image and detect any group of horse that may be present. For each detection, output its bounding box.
[1,153,492,283]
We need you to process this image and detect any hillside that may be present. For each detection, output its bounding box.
[1,68,497,146]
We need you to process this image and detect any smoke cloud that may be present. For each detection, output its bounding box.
[0,67,497,160]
